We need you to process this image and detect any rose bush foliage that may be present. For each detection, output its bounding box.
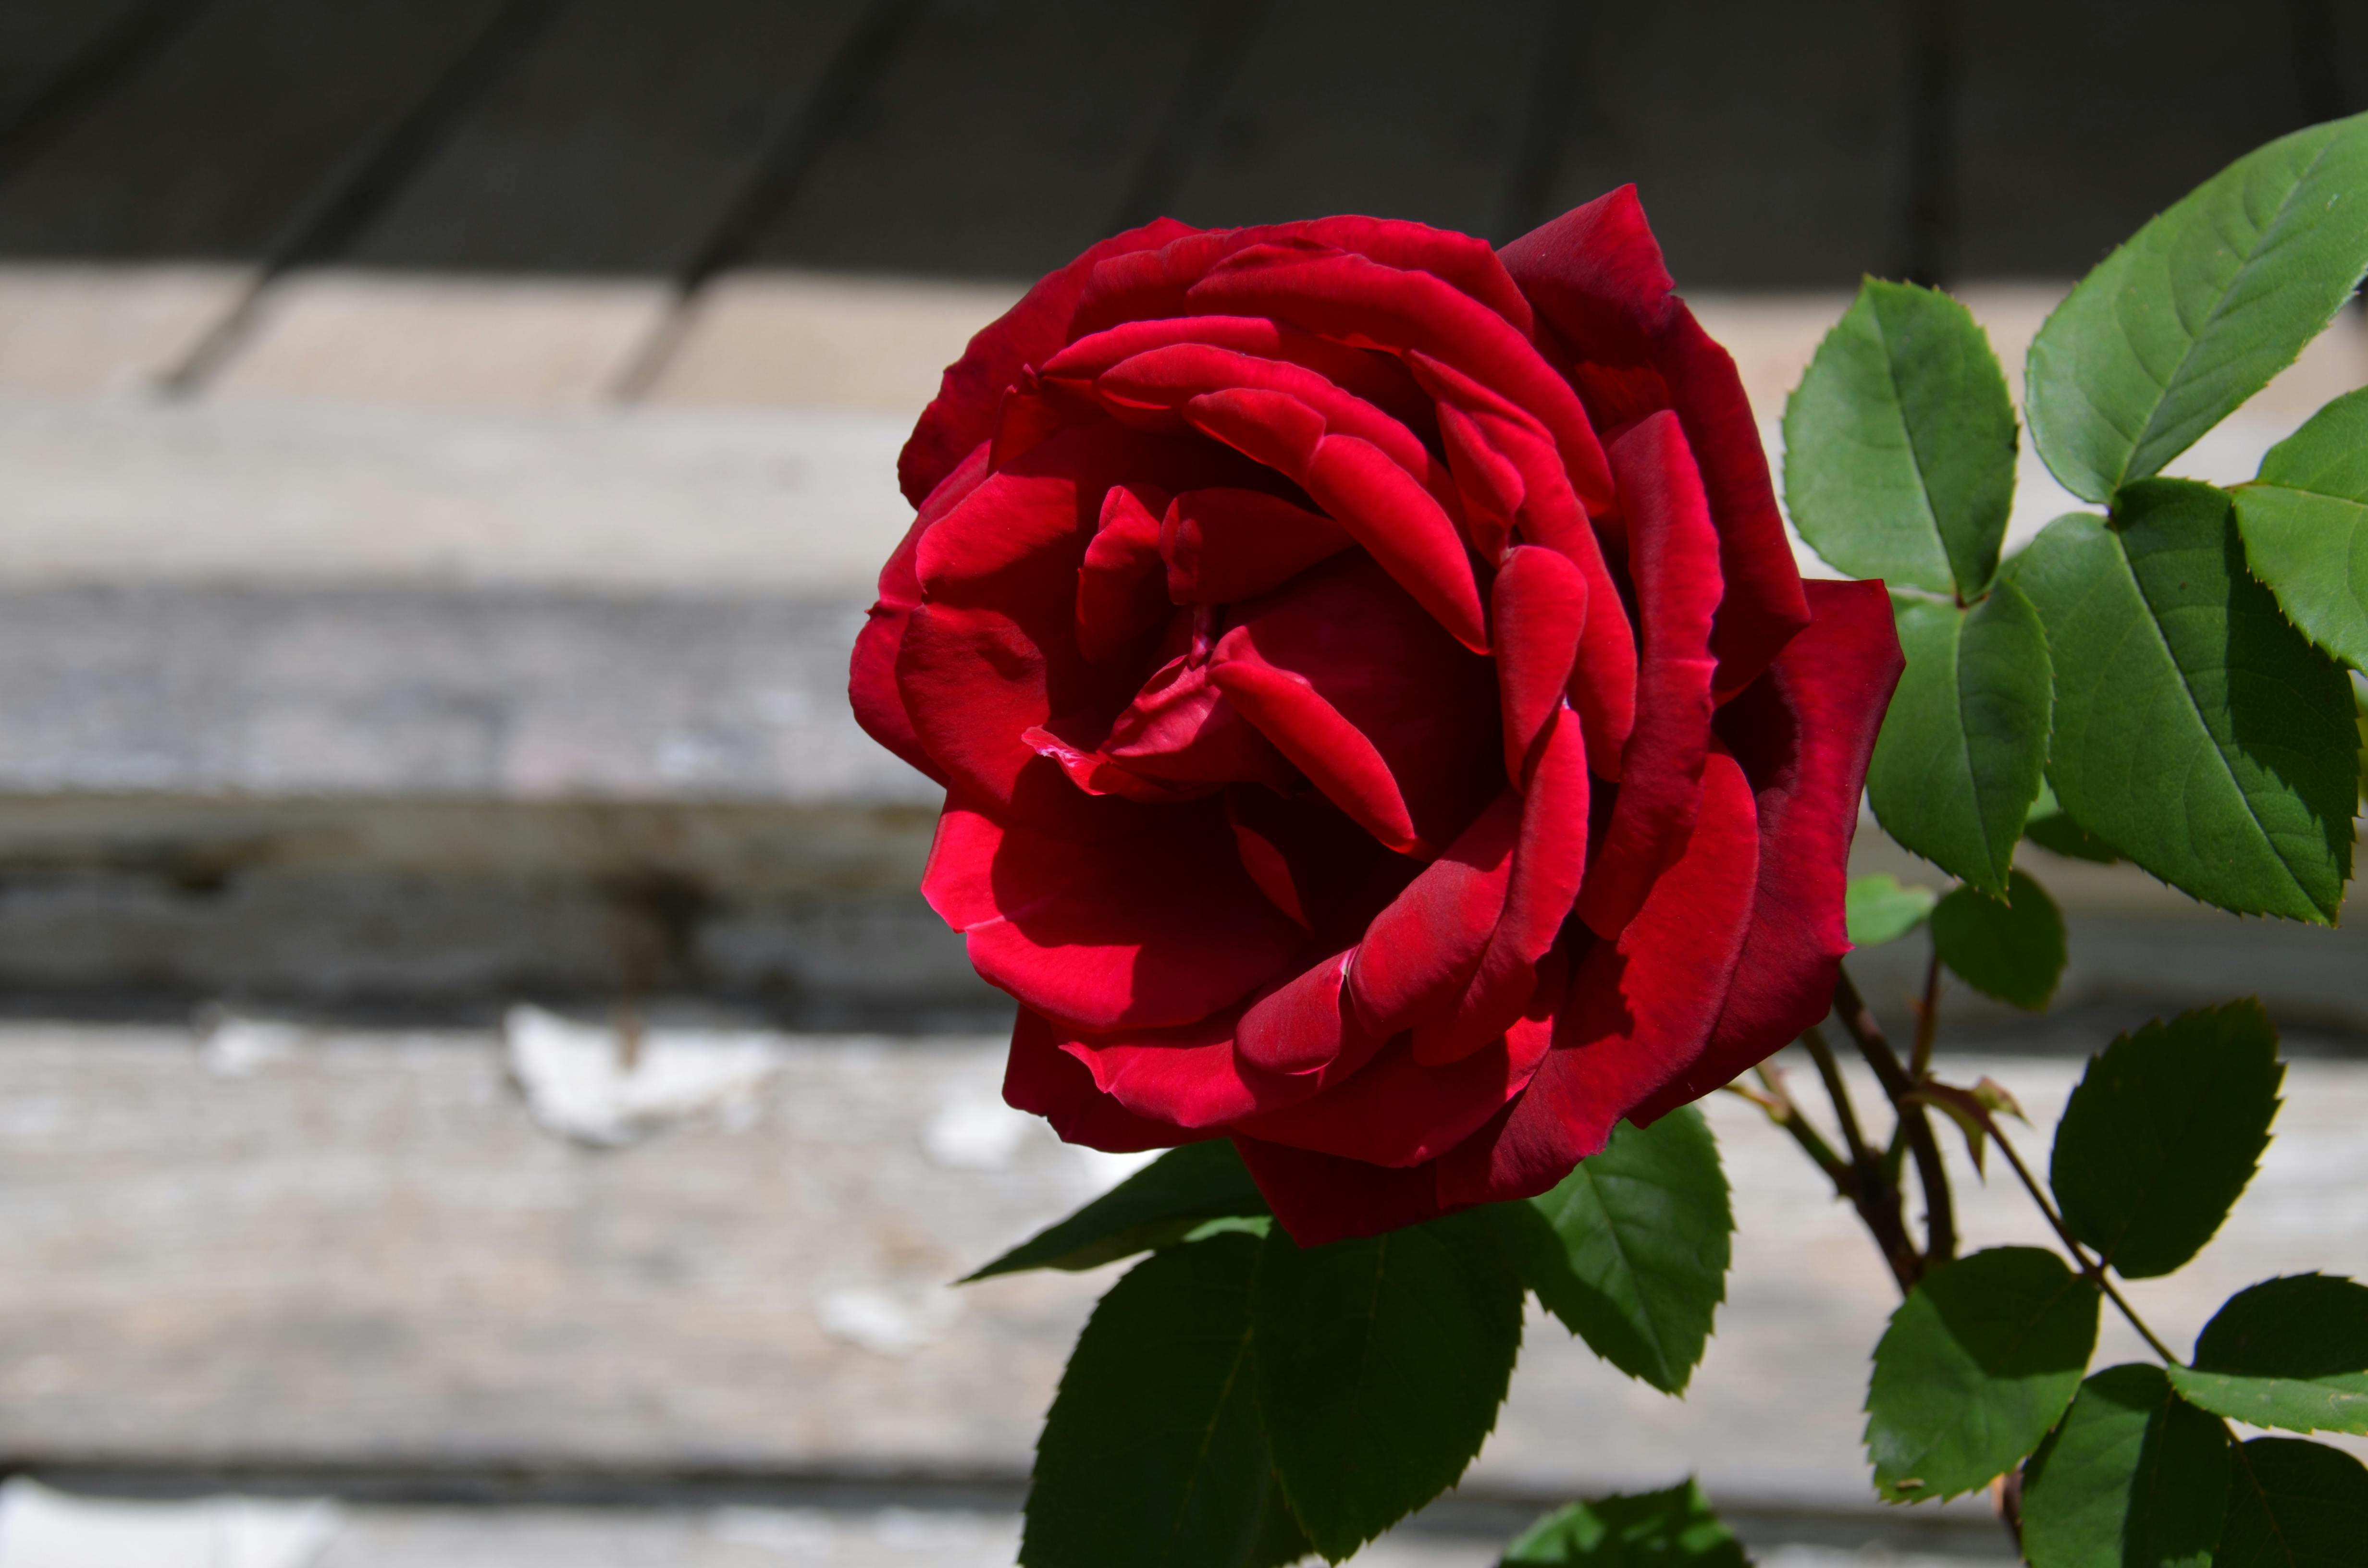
[851,189,1900,1244]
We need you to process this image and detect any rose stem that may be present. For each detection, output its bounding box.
[1724,1068,1854,1195]
[1986,1118,2182,1365]
[1832,964,1958,1265]
[1910,948,1944,1079]
[1801,1025,1921,1290]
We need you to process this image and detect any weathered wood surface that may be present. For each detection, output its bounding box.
[1,1024,2359,1508]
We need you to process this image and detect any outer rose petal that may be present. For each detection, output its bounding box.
[849,443,991,783]
[1436,749,1762,1206]
[923,796,1304,1031]
[1233,1136,1451,1243]
[1499,185,1810,696]
[900,218,1196,506]
[1006,1009,1203,1153]
[1628,578,1903,1121]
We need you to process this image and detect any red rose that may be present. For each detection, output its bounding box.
[851,190,1901,1246]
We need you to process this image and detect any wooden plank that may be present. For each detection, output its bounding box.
[343,0,875,276]
[209,270,669,405]
[1163,0,1558,240]
[1535,0,1913,286]
[0,1024,2358,1502]
[0,0,505,260]
[1953,0,2307,277]
[748,0,1207,281]
[0,263,250,393]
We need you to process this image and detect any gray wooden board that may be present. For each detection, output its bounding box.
[0,1023,2357,1509]
[1161,0,1558,242]
[0,0,504,260]
[1952,0,2315,277]
[1534,0,1914,286]
[342,0,874,275]
[747,0,1207,281]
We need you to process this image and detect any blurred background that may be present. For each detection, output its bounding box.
[0,1,2365,1563]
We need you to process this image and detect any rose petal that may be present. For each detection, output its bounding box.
[1075,482,1171,664]
[1006,1008,1202,1153]
[1163,487,1351,603]
[1499,186,1809,696]
[1044,314,1433,430]
[923,795,1304,1031]
[1232,1136,1451,1245]
[1436,748,1761,1205]
[901,218,1196,506]
[1345,791,1520,1036]
[1491,545,1588,787]
[1209,553,1501,856]
[1575,410,1724,937]
[1628,578,1902,1122]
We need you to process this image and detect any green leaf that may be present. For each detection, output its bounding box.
[2013,485,2356,922]
[2216,1437,2368,1568]
[967,1139,1270,1280]
[2022,1363,2232,1568]
[1256,1211,1524,1560]
[1847,873,1940,948]
[1488,1107,1733,1394]
[2234,387,2368,668]
[1501,1481,1751,1567]
[2025,778,2124,865]
[1928,868,2066,1010]
[1022,1233,1309,1568]
[1783,279,2019,595]
[2168,1275,2368,1437]
[1864,1246,2101,1502]
[2048,1001,2284,1279]
[1868,585,2053,895]
[2025,112,2368,503]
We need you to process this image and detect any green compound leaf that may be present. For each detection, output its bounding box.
[2216,1437,2368,1568]
[1489,1106,1733,1395]
[967,1139,1270,1280]
[1847,873,1941,948]
[2234,387,2368,669]
[2013,486,2356,923]
[2022,1363,2232,1568]
[1929,867,2066,1011]
[1868,585,2053,896]
[1255,1210,1524,1561]
[2025,778,2125,865]
[2026,112,2368,504]
[2048,1001,2284,1280]
[1864,1246,2100,1502]
[2169,1274,2368,1437]
[1501,1481,1751,1567]
[1784,279,2019,595]
[1022,1233,1310,1568]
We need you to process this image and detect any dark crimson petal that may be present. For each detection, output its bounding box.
[1074,483,1171,664]
[1410,715,1589,1065]
[1099,655,1301,791]
[1405,349,1636,776]
[900,423,1262,833]
[1232,1136,1450,1246]
[1006,1008,1204,1153]
[1182,248,1615,513]
[1575,411,1723,938]
[1235,949,1361,1074]
[1180,389,1487,651]
[1498,185,1809,697]
[900,217,1196,507]
[1345,791,1521,1036]
[848,444,992,784]
[1043,314,1433,432]
[923,795,1304,1031]
[1435,749,1761,1206]
[1233,1003,1555,1169]
[1055,1004,1333,1129]
[1209,552,1502,857]
[1628,578,1902,1123]
[1224,785,1415,946]
[1491,545,1588,787]
[1292,215,1537,335]
[1162,488,1351,604]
